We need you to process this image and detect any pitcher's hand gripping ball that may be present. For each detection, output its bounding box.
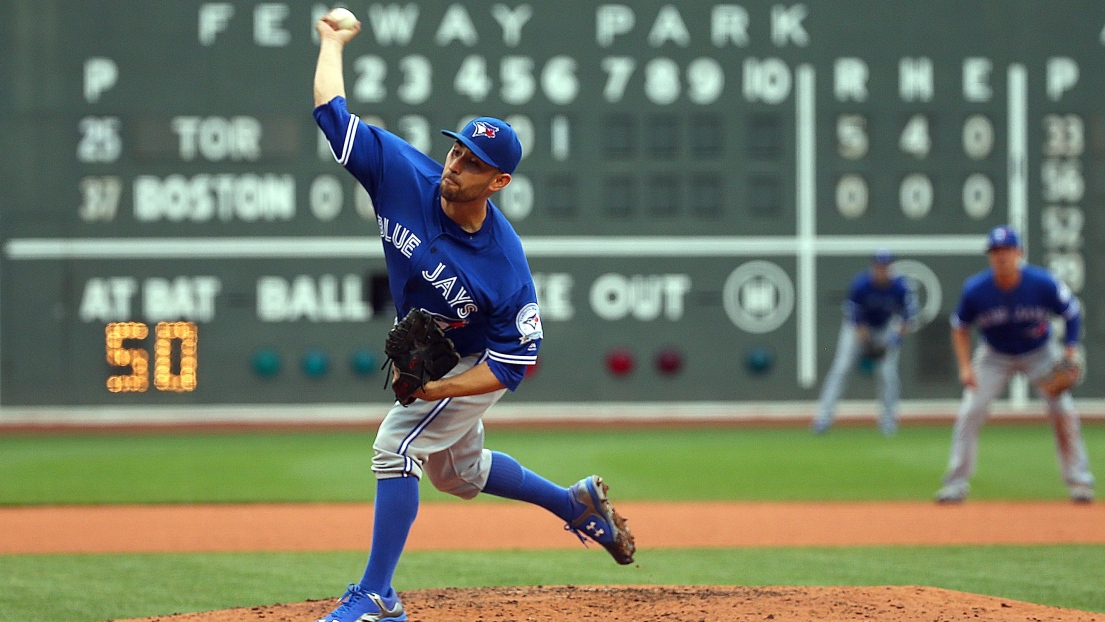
[1039,358,1083,398]
[384,309,460,406]
[326,7,358,29]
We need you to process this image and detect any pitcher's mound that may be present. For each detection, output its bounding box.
[119,585,1105,621]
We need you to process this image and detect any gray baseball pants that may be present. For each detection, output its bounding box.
[941,342,1095,493]
[372,353,507,499]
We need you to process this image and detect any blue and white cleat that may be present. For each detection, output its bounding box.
[317,584,407,622]
[566,475,636,565]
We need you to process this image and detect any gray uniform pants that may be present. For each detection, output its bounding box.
[372,353,506,500]
[816,320,901,426]
[942,342,1095,492]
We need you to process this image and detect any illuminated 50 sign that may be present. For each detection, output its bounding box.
[105,321,198,393]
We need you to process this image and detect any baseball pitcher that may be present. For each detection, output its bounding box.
[311,12,635,622]
[812,250,917,436]
[935,225,1095,503]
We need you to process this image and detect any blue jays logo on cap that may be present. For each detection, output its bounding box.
[441,117,523,174]
[986,225,1020,251]
[471,121,498,139]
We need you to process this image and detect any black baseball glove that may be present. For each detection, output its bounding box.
[384,309,460,406]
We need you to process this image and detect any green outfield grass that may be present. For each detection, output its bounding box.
[1,423,1102,504]
[2,423,1104,621]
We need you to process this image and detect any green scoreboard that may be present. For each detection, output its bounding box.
[2,0,1104,416]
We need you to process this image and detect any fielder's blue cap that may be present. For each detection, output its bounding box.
[872,249,894,265]
[986,225,1021,251]
[441,117,523,174]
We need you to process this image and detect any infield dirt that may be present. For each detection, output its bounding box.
[5,501,1103,621]
[116,585,1105,622]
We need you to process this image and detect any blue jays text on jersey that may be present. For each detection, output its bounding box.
[952,264,1081,355]
[313,96,540,390]
[844,272,916,328]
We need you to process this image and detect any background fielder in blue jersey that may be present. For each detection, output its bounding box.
[310,13,633,622]
[935,225,1095,503]
[812,250,917,436]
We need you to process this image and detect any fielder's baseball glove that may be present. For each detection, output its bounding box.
[860,337,887,360]
[384,309,460,406]
[1039,358,1083,398]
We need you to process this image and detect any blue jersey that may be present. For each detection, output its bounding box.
[952,264,1080,355]
[313,97,541,390]
[844,271,916,329]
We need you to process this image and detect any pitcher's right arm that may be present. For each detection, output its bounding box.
[313,13,361,107]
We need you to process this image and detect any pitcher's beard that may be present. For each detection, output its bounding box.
[440,179,483,203]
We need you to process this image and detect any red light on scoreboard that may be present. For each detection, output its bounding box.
[605,348,635,377]
[655,347,684,375]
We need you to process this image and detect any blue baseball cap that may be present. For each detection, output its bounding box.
[986,225,1021,251]
[872,249,894,265]
[440,117,523,174]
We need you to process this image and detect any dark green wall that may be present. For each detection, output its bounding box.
[3,1,1104,406]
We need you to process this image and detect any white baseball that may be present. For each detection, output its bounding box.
[328,7,358,30]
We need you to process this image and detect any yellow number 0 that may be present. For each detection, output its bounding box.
[106,321,198,393]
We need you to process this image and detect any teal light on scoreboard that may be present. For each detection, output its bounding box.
[1,1,1102,407]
